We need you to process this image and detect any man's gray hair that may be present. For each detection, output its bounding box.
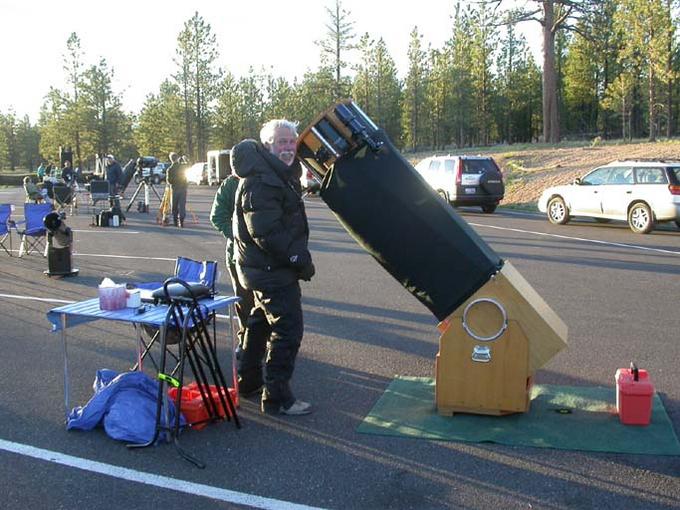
[260,119,299,145]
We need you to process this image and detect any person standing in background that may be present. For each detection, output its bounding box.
[166,152,188,227]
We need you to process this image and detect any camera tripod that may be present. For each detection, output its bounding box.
[126,176,163,213]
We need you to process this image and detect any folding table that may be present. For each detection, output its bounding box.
[47,295,241,466]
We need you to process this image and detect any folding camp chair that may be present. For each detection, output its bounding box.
[15,203,52,257]
[53,185,75,216]
[132,257,219,372]
[0,204,14,256]
[88,180,111,214]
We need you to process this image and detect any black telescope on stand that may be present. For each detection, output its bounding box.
[44,212,79,277]
[297,100,567,416]
[126,157,163,212]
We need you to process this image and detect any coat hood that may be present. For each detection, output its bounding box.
[231,138,302,181]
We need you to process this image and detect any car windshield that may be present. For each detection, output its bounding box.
[461,159,497,175]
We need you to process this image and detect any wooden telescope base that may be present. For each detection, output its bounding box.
[434,261,567,416]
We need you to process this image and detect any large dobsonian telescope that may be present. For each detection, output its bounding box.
[297,101,567,416]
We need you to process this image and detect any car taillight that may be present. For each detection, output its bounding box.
[669,185,680,195]
[455,159,463,185]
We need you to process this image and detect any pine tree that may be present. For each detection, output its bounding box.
[63,32,84,166]
[402,27,428,151]
[78,59,134,163]
[468,3,499,146]
[135,80,186,158]
[174,12,221,160]
[615,0,674,141]
[447,4,475,147]
[317,0,355,99]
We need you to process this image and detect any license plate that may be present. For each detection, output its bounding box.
[465,187,476,194]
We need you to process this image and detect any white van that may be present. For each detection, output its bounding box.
[206,150,231,186]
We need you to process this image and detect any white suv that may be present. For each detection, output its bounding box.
[538,160,680,233]
[414,155,505,213]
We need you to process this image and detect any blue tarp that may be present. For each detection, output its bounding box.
[67,369,185,443]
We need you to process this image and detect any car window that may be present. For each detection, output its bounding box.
[461,159,496,175]
[428,160,441,173]
[634,167,667,184]
[444,159,457,173]
[581,167,614,185]
[668,167,680,185]
[603,167,634,185]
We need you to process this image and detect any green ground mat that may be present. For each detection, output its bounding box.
[357,377,680,455]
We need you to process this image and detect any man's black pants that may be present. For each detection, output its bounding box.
[238,282,303,409]
[171,185,187,224]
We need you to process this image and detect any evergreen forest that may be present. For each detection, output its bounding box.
[1,0,679,171]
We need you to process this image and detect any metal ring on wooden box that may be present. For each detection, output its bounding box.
[462,298,508,342]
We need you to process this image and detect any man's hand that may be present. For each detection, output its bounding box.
[297,263,315,281]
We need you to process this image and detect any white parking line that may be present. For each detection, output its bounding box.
[469,223,680,256]
[72,229,141,234]
[0,293,75,304]
[71,252,176,261]
[0,439,323,510]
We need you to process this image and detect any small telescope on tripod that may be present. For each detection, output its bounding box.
[126,157,164,213]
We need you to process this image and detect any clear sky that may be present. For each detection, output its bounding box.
[0,0,540,123]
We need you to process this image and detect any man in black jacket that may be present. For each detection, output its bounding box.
[232,119,315,416]
[166,152,188,227]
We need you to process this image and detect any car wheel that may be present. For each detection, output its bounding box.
[547,196,569,225]
[481,204,497,214]
[628,202,654,234]
[152,175,161,185]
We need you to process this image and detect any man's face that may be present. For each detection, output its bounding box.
[64,161,71,168]
[268,126,297,166]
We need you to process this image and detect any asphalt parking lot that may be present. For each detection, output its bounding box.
[0,184,678,510]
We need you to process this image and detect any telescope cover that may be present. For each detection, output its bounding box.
[319,133,502,321]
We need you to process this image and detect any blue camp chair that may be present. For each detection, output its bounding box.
[133,257,219,372]
[0,204,14,256]
[16,202,53,257]
[173,256,218,292]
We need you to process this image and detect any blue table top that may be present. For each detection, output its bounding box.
[47,295,240,332]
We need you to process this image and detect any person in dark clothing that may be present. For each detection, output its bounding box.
[232,119,315,416]
[105,154,123,193]
[210,172,254,361]
[166,152,188,227]
[61,160,75,186]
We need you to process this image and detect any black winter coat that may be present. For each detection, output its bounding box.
[231,139,311,290]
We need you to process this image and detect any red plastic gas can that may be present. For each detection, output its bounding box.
[615,363,654,426]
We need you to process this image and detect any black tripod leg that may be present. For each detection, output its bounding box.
[127,324,169,450]
[126,182,144,212]
[172,316,206,469]
[149,184,164,203]
[190,307,241,428]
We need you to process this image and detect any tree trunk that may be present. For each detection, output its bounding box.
[541,1,560,143]
[648,68,656,142]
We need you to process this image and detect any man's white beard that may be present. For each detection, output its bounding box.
[279,151,295,165]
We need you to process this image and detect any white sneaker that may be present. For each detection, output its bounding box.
[280,400,312,416]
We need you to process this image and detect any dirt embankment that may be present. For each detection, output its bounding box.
[409,140,680,208]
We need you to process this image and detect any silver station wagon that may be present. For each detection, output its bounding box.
[538,160,680,234]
